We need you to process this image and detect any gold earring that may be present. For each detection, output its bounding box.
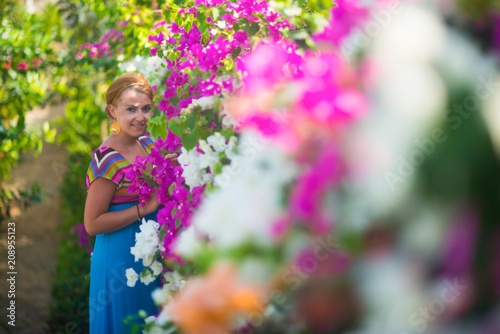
[110,118,120,135]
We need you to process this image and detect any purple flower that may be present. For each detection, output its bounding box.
[312,0,369,46]
[221,13,238,23]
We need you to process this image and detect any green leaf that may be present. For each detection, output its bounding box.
[212,163,223,174]
[198,11,207,24]
[187,111,198,130]
[163,9,171,22]
[202,30,211,44]
[159,228,168,241]
[185,19,193,33]
[211,7,219,20]
[205,108,215,121]
[149,114,169,139]
[168,183,175,195]
[182,130,199,151]
[231,46,242,58]
[196,128,212,141]
[249,21,260,36]
[168,117,185,137]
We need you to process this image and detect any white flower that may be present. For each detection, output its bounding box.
[192,95,217,110]
[140,270,156,286]
[150,261,164,276]
[191,136,297,248]
[143,312,174,334]
[221,111,239,128]
[202,173,214,184]
[225,136,238,159]
[144,315,157,324]
[207,132,227,153]
[284,6,301,16]
[198,151,219,169]
[143,312,175,333]
[151,286,172,305]
[139,218,160,239]
[130,219,161,267]
[163,270,185,291]
[174,226,203,258]
[119,55,167,87]
[216,20,227,29]
[178,133,239,189]
[178,147,207,188]
[126,268,138,287]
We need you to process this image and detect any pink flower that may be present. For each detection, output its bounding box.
[312,0,369,46]
[441,208,478,278]
[148,30,165,45]
[89,47,98,57]
[270,215,292,239]
[289,146,342,234]
[296,248,351,275]
[221,13,238,23]
[71,223,93,254]
[238,42,289,94]
[151,20,167,31]
[31,57,43,67]
[17,61,29,71]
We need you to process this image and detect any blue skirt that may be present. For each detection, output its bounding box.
[89,202,161,334]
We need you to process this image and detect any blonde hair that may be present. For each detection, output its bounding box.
[105,73,153,117]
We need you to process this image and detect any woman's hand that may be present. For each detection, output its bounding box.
[167,153,179,167]
[140,191,160,218]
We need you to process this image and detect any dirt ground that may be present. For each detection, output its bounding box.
[0,104,68,333]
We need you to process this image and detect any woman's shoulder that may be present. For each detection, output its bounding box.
[86,144,128,190]
[138,134,155,153]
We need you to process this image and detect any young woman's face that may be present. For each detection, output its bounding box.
[109,89,153,137]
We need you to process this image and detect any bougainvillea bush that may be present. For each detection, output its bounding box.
[79,0,500,333]
[119,0,370,332]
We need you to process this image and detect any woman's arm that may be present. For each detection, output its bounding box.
[84,177,159,236]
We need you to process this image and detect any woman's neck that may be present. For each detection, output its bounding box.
[115,132,139,147]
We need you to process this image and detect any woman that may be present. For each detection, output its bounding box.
[84,73,172,333]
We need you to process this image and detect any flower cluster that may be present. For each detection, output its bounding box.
[126,218,165,287]
[124,1,302,263]
[76,28,124,60]
[130,218,164,267]
[177,132,237,188]
[227,38,367,154]
[147,0,294,121]
[176,133,298,252]
[312,0,369,46]
[2,57,44,71]
[70,223,93,254]
[126,133,180,207]
[124,0,371,331]
[125,132,210,259]
[162,262,264,334]
[119,55,168,87]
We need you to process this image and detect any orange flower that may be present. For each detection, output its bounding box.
[165,262,264,334]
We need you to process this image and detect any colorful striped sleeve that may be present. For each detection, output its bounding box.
[138,135,155,154]
[86,147,127,190]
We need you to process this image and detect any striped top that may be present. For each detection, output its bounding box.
[86,135,155,205]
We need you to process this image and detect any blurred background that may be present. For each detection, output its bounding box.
[1,0,500,333]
